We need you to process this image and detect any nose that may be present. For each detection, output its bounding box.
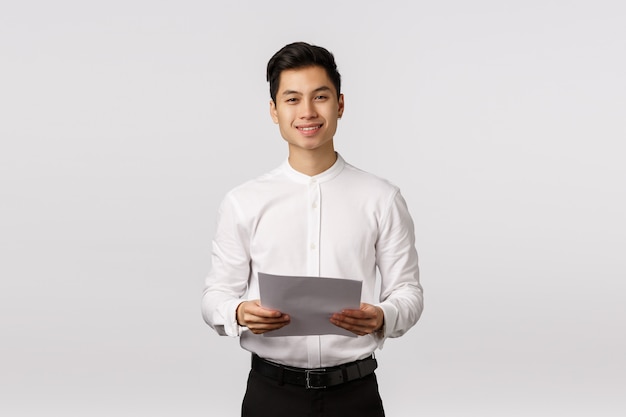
[300,100,318,119]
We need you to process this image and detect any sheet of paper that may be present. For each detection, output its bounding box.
[258,272,363,337]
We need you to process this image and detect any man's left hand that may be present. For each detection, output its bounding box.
[330,303,384,336]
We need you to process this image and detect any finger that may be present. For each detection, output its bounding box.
[243,313,290,325]
[333,310,376,323]
[332,321,369,336]
[330,316,376,336]
[338,309,365,317]
[340,303,377,317]
[248,319,291,334]
[245,302,285,318]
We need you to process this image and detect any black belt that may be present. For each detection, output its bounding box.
[251,354,378,389]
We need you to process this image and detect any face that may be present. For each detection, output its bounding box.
[270,66,344,155]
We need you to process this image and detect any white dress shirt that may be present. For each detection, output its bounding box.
[202,153,423,368]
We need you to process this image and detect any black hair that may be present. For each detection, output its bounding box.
[266,42,341,104]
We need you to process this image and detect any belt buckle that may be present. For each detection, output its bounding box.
[305,369,327,389]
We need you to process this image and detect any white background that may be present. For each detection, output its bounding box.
[1,1,625,416]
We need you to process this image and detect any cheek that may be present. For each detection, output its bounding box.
[278,115,291,127]
[277,110,292,123]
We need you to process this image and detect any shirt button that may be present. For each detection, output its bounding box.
[310,243,317,250]
[312,202,318,209]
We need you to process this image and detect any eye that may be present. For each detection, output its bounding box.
[315,95,328,101]
[285,97,298,103]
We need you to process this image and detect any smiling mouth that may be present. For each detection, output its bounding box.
[297,124,323,132]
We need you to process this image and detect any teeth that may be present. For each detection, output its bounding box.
[300,126,319,131]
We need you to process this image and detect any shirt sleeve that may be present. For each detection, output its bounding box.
[201,193,251,337]
[375,190,423,340]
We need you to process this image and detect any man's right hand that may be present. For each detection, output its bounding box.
[236,300,290,334]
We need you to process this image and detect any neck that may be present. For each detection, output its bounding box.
[288,145,337,176]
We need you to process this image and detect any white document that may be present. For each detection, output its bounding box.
[258,272,363,337]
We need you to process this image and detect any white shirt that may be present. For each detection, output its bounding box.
[202,154,423,368]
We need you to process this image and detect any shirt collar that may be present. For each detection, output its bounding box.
[281,152,346,184]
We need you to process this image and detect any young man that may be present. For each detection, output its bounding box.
[202,42,423,417]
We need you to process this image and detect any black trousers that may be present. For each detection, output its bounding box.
[241,368,385,417]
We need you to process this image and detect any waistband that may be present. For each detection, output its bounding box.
[251,354,378,389]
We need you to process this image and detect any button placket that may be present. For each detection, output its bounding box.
[306,178,323,367]
[307,179,321,277]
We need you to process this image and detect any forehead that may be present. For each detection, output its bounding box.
[277,66,336,94]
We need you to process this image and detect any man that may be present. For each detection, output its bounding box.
[202,41,423,417]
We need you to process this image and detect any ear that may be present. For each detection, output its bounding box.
[338,94,345,118]
[269,100,279,124]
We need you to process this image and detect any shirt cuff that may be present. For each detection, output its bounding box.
[376,302,398,341]
[223,299,245,337]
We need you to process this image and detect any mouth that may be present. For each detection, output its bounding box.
[296,124,323,133]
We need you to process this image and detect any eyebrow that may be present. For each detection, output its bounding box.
[281,86,333,96]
